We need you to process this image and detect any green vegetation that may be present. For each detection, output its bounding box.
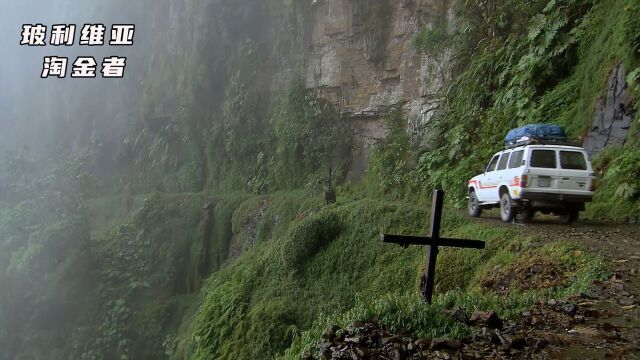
[413,24,450,56]
[1,1,638,360]
[165,2,639,357]
[0,151,250,359]
[1,176,597,359]
[414,0,640,210]
[208,73,352,194]
[0,151,96,359]
[366,106,418,199]
[171,193,606,360]
[589,143,640,220]
[271,76,352,190]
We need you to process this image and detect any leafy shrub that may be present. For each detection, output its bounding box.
[413,25,450,55]
[271,75,352,191]
[588,144,640,221]
[280,211,342,271]
[623,0,640,56]
[368,107,418,199]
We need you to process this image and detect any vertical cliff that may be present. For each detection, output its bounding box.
[293,0,456,175]
[134,0,457,185]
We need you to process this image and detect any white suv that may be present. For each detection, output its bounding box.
[467,144,595,223]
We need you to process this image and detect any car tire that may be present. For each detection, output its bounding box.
[500,192,516,223]
[559,208,579,224]
[468,190,482,218]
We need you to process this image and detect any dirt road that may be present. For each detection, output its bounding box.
[477,212,640,359]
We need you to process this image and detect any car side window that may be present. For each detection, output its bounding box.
[530,150,557,168]
[486,155,499,172]
[508,150,524,168]
[497,152,510,171]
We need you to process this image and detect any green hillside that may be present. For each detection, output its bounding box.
[0,0,638,359]
[175,193,606,359]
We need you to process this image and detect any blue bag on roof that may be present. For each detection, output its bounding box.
[504,124,567,147]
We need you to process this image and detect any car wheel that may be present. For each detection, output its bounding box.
[468,190,482,218]
[520,208,535,223]
[559,208,579,224]
[500,192,516,223]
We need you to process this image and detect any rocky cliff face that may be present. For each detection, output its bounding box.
[313,0,454,176]
[269,0,456,177]
[141,0,458,181]
[584,62,634,156]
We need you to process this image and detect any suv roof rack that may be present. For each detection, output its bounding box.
[505,137,581,149]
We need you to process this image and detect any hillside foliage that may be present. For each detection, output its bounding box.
[0,0,638,359]
[412,0,639,217]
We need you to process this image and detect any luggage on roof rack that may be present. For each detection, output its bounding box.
[504,124,567,148]
[504,137,580,149]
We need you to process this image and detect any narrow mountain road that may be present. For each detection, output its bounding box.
[475,213,640,359]
[475,213,640,258]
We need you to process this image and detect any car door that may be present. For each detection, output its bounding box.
[476,154,500,202]
[495,150,512,188]
[557,149,593,196]
[507,149,525,198]
[527,148,559,195]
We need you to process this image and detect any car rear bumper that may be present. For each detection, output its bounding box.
[520,191,593,203]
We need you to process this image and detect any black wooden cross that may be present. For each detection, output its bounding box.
[381,190,486,303]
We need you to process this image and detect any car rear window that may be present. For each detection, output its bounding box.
[497,153,510,170]
[530,150,556,168]
[560,151,587,170]
[508,150,524,168]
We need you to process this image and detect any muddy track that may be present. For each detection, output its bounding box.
[474,212,640,359]
[473,212,640,258]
